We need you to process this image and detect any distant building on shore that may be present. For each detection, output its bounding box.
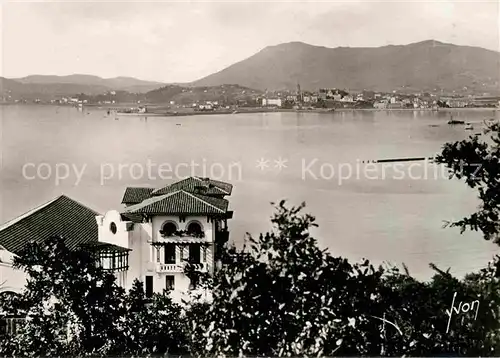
[471,96,500,107]
[374,101,388,109]
[262,98,282,107]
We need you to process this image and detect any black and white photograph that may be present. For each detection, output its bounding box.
[0,0,499,355]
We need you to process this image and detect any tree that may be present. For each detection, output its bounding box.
[124,279,188,355]
[380,263,500,356]
[188,201,389,356]
[0,236,190,357]
[0,235,127,356]
[436,122,500,244]
[186,201,500,356]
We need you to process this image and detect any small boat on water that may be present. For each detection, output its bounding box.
[465,123,474,130]
[448,114,465,125]
[448,119,465,125]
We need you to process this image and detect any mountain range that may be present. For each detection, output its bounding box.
[0,75,165,100]
[13,75,164,93]
[1,40,499,100]
[193,40,500,93]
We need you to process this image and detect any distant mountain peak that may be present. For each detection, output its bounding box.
[192,40,500,93]
[409,39,449,46]
[261,41,315,51]
[279,41,311,46]
[4,74,166,96]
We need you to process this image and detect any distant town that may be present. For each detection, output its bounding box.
[3,83,500,113]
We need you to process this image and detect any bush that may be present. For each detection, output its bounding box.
[186,201,500,356]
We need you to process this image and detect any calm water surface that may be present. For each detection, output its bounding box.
[1,105,499,279]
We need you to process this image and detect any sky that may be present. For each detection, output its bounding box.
[1,0,499,83]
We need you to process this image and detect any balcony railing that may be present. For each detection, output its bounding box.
[159,230,205,239]
[156,262,207,273]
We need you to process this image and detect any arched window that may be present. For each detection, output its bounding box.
[161,221,178,237]
[109,222,117,235]
[187,221,203,237]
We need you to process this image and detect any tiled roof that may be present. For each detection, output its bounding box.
[123,190,228,215]
[152,177,232,196]
[120,213,143,223]
[79,242,131,253]
[0,195,99,255]
[121,187,155,204]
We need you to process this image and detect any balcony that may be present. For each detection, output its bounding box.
[159,229,205,239]
[156,229,207,244]
[156,262,207,273]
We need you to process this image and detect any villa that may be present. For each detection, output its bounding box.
[0,177,233,303]
[97,176,233,301]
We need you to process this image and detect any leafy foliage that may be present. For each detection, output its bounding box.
[124,279,187,355]
[0,235,127,356]
[2,177,500,356]
[186,201,500,356]
[435,122,500,243]
[0,235,187,357]
[380,263,500,355]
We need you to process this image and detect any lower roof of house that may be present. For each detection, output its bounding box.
[0,195,99,255]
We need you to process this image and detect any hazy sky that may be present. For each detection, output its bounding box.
[1,0,499,82]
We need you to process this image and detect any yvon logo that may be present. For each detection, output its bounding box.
[445,292,479,333]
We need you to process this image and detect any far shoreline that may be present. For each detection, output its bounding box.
[116,107,500,117]
[1,102,498,117]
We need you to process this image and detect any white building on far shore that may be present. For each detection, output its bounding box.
[262,98,282,107]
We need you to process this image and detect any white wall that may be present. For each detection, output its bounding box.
[125,222,152,291]
[97,211,217,302]
[0,262,26,294]
[96,210,132,249]
[143,272,212,303]
[132,215,215,301]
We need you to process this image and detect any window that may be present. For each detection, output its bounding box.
[162,221,177,237]
[187,222,203,237]
[164,244,176,264]
[189,244,201,264]
[101,256,112,270]
[156,247,161,263]
[109,222,117,234]
[96,249,129,272]
[145,276,153,298]
[165,275,175,290]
